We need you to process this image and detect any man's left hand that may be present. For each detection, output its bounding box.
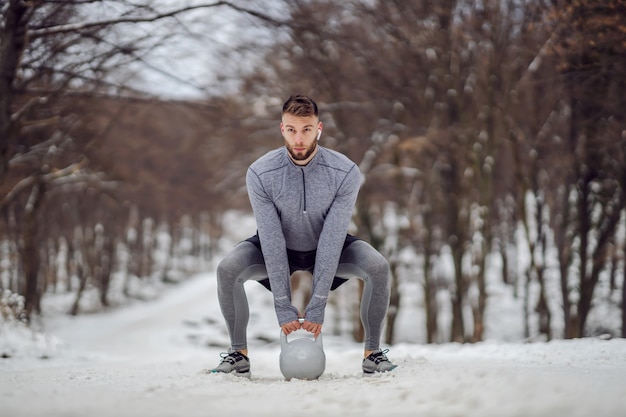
[301,320,322,338]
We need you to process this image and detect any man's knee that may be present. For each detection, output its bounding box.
[358,243,390,278]
[217,246,239,270]
[374,250,390,273]
[342,241,390,283]
[219,242,256,268]
[216,257,230,280]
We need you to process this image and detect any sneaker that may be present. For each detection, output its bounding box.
[210,349,251,377]
[362,349,397,375]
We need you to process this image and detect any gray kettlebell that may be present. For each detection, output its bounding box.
[279,320,326,381]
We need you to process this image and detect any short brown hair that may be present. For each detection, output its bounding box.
[282,95,318,117]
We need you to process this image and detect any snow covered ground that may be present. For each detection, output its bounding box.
[2,272,626,417]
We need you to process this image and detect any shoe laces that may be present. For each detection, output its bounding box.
[219,351,241,365]
[369,349,391,364]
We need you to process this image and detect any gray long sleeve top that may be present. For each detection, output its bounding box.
[246,146,361,326]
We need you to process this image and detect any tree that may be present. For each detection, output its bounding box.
[0,0,280,318]
[549,0,626,337]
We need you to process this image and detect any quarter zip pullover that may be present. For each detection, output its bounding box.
[246,146,361,325]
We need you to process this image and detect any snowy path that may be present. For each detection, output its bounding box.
[2,273,626,417]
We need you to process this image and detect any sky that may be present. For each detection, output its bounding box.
[120,0,280,99]
[1,248,626,417]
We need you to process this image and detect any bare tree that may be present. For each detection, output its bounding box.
[541,0,626,338]
[0,0,280,318]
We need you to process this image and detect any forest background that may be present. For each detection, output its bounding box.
[1,0,625,346]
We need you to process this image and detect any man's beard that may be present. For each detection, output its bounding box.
[286,140,317,161]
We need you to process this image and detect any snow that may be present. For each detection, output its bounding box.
[2,272,626,417]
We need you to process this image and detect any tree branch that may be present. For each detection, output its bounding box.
[28,2,284,40]
[0,159,89,209]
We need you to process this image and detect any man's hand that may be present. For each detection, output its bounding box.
[280,320,302,335]
[301,320,322,338]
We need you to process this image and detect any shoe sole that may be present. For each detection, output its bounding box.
[362,365,398,377]
[209,368,251,378]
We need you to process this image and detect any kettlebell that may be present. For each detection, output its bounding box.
[279,320,326,381]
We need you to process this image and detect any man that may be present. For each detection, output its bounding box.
[210,95,396,377]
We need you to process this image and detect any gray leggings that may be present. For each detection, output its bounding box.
[216,239,391,351]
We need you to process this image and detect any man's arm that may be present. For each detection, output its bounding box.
[304,164,361,324]
[246,167,300,326]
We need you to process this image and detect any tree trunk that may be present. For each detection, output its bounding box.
[450,241,466,343]
[70,229,88,316]
[70,261,88,316]
[523,270,530,339]
[622,260,626,338]
[20,182,44,318]
[578,202,624,336]
[0,1,29,178]
[472,255,487,342]
[98,235,115,308]
[423,243,438,344]
[622,212,626,338]
[22,210,42,317]
[384,259,400,345]
[536,276,552,340]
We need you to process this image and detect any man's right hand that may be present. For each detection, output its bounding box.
[280,320,302,335]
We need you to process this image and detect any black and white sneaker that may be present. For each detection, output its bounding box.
[210,349,251,378]
[362,349,397,376]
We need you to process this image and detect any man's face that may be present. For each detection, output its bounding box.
[281,113,322,165]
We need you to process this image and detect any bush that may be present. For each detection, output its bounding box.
[0,289,27,323]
